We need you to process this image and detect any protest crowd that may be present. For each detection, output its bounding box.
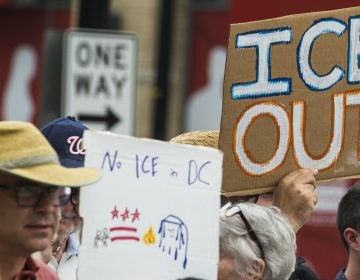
[0,117,357,280]
[2,2,360,280]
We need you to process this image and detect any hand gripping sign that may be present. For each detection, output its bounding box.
[220,6,360,196]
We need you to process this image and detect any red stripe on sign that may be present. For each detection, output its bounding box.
[110,227,137,232]
[111,236,140,242]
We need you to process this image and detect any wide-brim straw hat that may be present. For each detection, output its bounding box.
[170,130,219,149]
[0,121,100,187]
[170,130,227,197]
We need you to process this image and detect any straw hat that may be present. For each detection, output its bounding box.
[0,121,100,187]
[170,131,275,198]
[170,130,219,149]
[170,130,231,201]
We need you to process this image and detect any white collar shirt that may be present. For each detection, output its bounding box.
[48,233,79,280]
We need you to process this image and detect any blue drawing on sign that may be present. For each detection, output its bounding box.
[158,215,189,269]
[101,150,122,171]
[188,160,211,186]
[135,154,159,178]
[170,169,178,177]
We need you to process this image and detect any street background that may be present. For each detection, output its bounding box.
[0,1,359,279]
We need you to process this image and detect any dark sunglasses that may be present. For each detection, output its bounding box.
[225,204,266,260]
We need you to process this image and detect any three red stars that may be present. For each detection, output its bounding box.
[111,206,140,223]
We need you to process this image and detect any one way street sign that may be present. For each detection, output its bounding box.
[78,107,120,130]
[61,29,137,135]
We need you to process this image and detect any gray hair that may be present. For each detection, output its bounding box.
[219,203,296,280]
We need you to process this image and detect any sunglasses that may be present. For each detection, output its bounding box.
[225,204,266,260]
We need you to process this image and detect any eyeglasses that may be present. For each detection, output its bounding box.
[0,184,71,207]
[227,195,259,205]
[225,204,265,260]
[70,190,79,205]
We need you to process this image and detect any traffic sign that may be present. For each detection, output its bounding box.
[62,29,137,135]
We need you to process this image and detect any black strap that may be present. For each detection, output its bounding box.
[288,256,319,280]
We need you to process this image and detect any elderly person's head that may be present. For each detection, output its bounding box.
[219,203,296,280]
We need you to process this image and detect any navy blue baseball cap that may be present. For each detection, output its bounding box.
[41,116,88,168]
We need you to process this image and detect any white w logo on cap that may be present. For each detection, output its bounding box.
[67,136,86,155]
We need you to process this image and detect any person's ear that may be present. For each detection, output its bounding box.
[218,256,237,280]
[344,228,360,252]
[251,258,265,280]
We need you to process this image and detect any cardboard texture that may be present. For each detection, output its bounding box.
[78,131,223,280]
[220,6,360,196]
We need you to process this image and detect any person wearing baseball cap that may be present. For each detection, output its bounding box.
[0,121,100,280]
[40,116,91,280]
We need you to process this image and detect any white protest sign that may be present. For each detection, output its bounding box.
[62,30,137,135]
[79,131,223,280]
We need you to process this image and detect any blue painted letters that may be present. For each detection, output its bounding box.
[232,27,292,100]
[298,18,346,91]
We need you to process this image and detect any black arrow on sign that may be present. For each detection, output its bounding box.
[78,107,121,130]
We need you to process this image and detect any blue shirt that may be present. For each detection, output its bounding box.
[66,232,79,255]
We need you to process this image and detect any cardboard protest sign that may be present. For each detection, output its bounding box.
[78,131,222,280]
[219,6,360,196]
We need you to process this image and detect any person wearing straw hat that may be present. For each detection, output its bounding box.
[170,130,319,280]
[40,116,89,280]
[0,121,100,280]
[170,130,318,233]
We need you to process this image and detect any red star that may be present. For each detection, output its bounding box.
[121,207,130,222]
[111,206,119,220]
[131,208,140,223]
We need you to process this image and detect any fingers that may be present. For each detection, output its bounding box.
[279,168,318,188]
[275,169,319,233]
[302,183,318,205]
[302,182,316,191]
[313,192,318,205]
[296,168,318,185]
